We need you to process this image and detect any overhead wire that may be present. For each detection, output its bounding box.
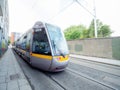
[75,0,95,17]
[47,0,75,21]
[30,0,95,22]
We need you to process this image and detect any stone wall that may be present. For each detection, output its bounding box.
[67,37,120,60]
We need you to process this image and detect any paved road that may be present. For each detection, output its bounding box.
[69,57,120,89]
[13,50,120,90]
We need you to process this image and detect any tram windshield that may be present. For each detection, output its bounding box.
[32,28,51,55]
[46,23,69,56]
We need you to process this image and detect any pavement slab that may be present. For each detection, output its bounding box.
[0,48,32,90]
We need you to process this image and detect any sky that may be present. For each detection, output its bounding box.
[8,0,120,36]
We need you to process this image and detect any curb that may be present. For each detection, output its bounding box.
[70,54,120,66]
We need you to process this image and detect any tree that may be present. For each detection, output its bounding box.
[82,29,89,38]
[8,36,11,45]
[88,19,112,38]
[98,25,112,37]
[8,39,10,45]
[64,25,87,40]
[64,19,112,40]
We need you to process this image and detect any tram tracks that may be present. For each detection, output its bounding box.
[42,68,115,90]
[43,72,67,90]
[66,68,116,90]
[70,57,120,77]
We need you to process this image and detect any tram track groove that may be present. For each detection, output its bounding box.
[43,72,67,90]
[70,57,120,71]
[70,58,120,77]
[67,68,116,90]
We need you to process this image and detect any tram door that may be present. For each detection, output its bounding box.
[31,28,52,70]
[25,31,31,62]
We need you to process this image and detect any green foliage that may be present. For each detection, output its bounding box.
[8,36,11,45]
[98,25,112,37]
[64,25,87,40]
[88,19,112,38]
[82,29,89,38]
[87,20,94,38]
[64,19,113,40]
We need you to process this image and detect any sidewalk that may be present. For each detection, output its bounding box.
[70,54,120,66]
[0,48,32,90]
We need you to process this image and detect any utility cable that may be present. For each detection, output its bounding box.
[47,0,75,21]
[75,0,95,17]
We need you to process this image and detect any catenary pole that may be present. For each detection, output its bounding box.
[93,0,97,38]
[76,0,97,38]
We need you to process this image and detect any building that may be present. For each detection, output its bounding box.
[0,0,9,56]
[10,32,21,45]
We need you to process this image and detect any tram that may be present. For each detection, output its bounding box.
[14,21,69,72]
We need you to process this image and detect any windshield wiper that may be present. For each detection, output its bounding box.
[52,40,65,58]
[59,50,65,58]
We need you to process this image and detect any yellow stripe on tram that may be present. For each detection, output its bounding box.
[30,52,52,60]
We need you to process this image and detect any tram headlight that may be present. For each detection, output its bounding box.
[53,56,61,62]
[53,55,69,62]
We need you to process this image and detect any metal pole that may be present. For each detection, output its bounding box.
[76,0,97,38]
[93,0,97,38]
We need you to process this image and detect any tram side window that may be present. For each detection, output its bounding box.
[16,39,20,48]
[26,32,31,52]
[19,37,23,49]
[32,28,51,55]
[21,35,27,50]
